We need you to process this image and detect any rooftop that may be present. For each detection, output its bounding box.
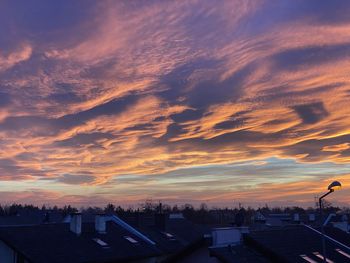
[0,221,161,263]
[247,225,350,262]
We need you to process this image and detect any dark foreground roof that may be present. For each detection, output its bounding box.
[120,212,211,263]
[324,226,350,246]
[210,245,270,263]
[246,225,350,263]
[135,217,207,261]
[0,222,161,263]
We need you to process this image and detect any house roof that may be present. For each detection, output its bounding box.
[246,225,350,263]
[0,210,64,226]
[167,218,207,244]
[136,225,185,254]
[324,226,350,246]
[0,222,161,263]
[136,217,206,254]
[209,245,270,263]
[122,213,209,262]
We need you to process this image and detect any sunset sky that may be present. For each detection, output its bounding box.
[1,0,350,208]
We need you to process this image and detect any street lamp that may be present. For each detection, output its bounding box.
[319,180,342,263]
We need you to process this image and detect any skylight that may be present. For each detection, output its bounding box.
[124,236,138,244]
[313,252,334,263]
[300,254,317,263]
[162,231,176,240]
[93,238,108,247]
[163,232,174,238]
[335,248,350,259]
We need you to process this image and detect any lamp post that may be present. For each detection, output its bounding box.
[319,181,341,263]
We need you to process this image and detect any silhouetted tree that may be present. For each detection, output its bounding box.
[104,203,116,214]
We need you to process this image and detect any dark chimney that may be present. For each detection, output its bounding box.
[134,211,141,227]
[43,212,50,223]
[234,208,245,227]
[155,213,168,231]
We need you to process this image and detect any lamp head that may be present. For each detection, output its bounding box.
[328,181,342,191]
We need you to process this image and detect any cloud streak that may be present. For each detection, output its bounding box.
[1,0,350,206]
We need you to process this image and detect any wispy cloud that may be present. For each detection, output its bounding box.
[0,0,350,206]
[0,44,32,72]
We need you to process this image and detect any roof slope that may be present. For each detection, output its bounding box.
[247,225,350,263]
[210,245,270,263]
[0,222,161,263]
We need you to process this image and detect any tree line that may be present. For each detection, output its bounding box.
[0,201,346,225]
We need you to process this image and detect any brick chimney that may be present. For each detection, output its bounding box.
[95,213,107,234]
[70,213,82,235]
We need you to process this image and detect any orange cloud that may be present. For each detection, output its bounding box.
[322,143,350,152]
[0,44,32,72]
[2,0,350,206]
